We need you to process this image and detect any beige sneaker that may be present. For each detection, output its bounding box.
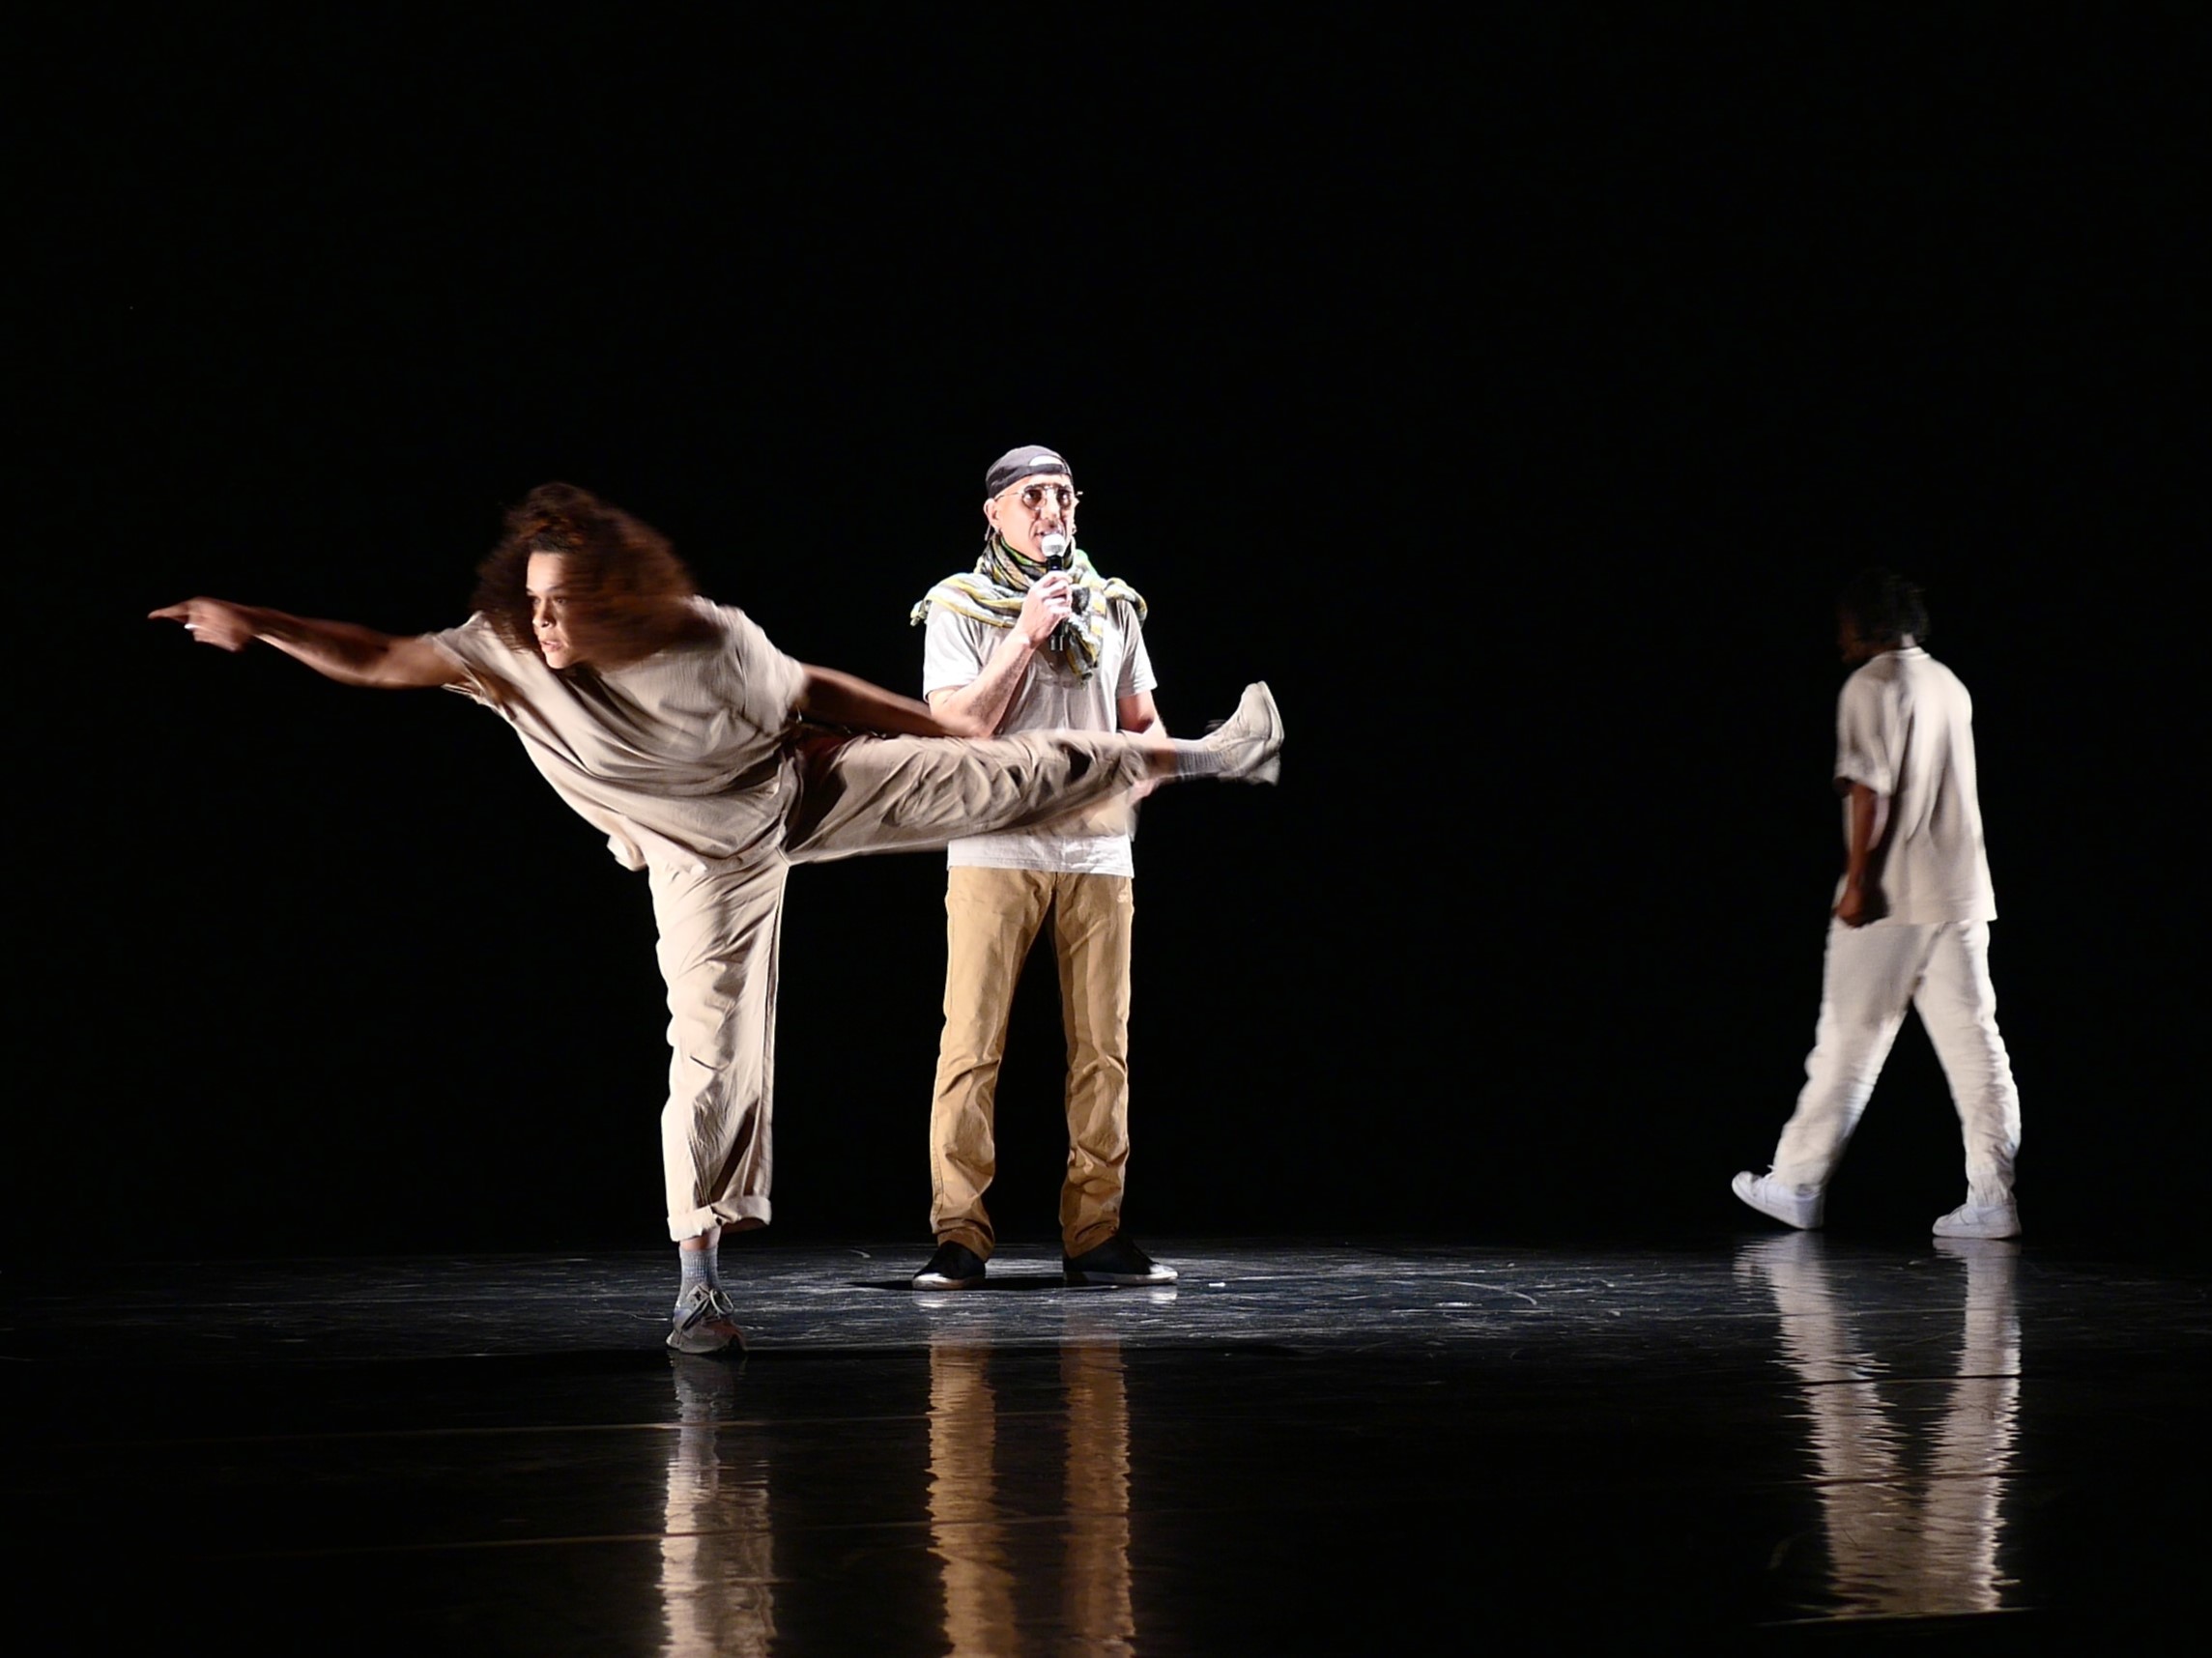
[1201,681,1284,784]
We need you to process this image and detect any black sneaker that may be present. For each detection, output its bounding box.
[912,1241,989,1290]
[1063,1234,1179,1286]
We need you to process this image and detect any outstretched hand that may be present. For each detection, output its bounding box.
[151,598,257,652]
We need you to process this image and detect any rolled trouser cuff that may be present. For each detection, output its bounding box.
[668,1195,771,1243]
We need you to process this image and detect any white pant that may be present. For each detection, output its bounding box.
[1771,920,2022,1202]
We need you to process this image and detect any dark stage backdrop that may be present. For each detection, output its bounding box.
[15,13,2204,1263]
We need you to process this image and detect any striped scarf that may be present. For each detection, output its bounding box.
[909,532,1146,681]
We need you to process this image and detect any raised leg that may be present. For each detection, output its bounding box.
[785,730,1155,865]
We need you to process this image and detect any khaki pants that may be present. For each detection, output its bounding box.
[653,728,1151,1241]
[929,866,1135,1259]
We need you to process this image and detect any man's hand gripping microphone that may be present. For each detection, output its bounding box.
[1040,531,1082,656]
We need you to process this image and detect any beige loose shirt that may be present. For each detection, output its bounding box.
[426,598,808,872]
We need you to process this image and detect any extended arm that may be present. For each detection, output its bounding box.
[151,598,462,689]
[797,665,955,737]
[1833,780,1889,927]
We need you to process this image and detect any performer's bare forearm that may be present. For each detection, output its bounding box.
[255,610,455,687]
[929,629,1039,735]
[798,665,955,737]
[1834,781,1889,926]
[151,597,460,688]
[1843,782,1884,886]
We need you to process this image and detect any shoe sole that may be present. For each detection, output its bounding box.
[911,1274,986,1290]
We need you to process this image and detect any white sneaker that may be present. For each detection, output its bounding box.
[1933,1197,2021,1240]
[1732,1170,1825,1230]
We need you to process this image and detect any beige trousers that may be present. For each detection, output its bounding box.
[653,728,1152,1241]
[929,866,1135,1259]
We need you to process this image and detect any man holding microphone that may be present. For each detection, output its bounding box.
[906,444,1185,1290]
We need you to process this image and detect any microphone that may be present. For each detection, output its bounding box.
[1039,532,1073,654]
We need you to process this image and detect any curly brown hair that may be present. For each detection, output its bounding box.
[472,482,711,666]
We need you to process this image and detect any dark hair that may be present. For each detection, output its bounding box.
[472,482,708,664]
[1838,566,1930,646]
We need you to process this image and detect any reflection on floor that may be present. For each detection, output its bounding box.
[1739,1234,2023,1621]
[5,1237,2204,1651]
[926,1339,1133,1657]
[662,1354,774,1656]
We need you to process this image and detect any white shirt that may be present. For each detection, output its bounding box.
[922,598,1157,875]
[1834,646,1997,924]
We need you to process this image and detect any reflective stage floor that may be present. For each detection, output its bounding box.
[5,1236,2204,1652]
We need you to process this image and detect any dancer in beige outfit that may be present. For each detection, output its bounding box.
[153,482,1284,1354]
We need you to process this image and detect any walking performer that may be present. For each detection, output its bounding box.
[152,481,1284,1352]
[1732,567,2023,1240]
[907,443,1178,1291]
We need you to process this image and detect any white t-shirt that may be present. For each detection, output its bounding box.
[922,598,1156,875]
[1833,645,1997,925]
[426,598,808,872]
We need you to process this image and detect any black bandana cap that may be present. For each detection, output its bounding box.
[984,444,1074,500]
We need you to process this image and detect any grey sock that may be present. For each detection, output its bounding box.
[677,1242,719,1307]
[1171,737,1225,778]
